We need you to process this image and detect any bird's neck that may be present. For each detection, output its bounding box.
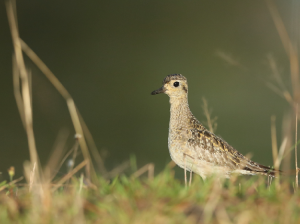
[169,96,194,129]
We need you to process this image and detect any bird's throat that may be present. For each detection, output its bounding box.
[169,96,193,129]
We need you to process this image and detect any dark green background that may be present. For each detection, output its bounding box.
[0,1,296,178]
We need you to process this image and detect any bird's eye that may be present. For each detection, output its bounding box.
[173,82,179,87]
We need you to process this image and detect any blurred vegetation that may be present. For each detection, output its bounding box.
[0,164,300,224]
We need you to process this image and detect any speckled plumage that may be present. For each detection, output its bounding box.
[152,74,277,179]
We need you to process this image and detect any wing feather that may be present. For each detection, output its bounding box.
[183,128,279,177]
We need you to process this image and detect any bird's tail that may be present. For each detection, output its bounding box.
[256,163,281,177]
[242,160,281,177]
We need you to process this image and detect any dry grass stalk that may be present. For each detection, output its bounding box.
[29,162,37,192]
[266,0,300,177]
[282,111,293,172]
[0,177,24,192]
[267,58,294,173]
[6,2,103,216]
[265,0,291,55]
[19,39,98,183]
[271,115,282,188]
[78,112,107,175]
[131,163,155,180]
[52,160,88,192]
[6,0,40,188]
[271,116,279,168]
[105,160,130,179]
[51,140,79,181]
[44,129,69,183]
[266,0,300,99]
[266,55,293,104]
[274,137,287,169]
[202,97,217,133]
[295,103,298,189]
[68,135,81,178]
[215,50,245,70]
[12,56,26,129]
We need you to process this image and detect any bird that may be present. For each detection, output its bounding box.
[151,74,278,184]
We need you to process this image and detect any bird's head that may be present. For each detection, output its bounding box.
[151,74,188,99]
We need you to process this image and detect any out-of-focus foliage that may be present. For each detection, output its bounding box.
[0,166,299,224]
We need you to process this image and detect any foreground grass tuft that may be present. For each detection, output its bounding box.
[0,167,299,224]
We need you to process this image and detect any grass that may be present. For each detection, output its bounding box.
[0,166,300,223]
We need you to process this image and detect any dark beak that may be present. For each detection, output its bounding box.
[151,86,166,95]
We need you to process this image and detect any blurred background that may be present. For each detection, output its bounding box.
[0,0,298,178]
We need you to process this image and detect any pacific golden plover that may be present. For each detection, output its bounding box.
[151,74,277,182]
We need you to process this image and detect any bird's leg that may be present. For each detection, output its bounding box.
[189,171,193,187]
[184,153,187,188]
[189,162,194,187]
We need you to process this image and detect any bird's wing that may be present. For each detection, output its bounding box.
[184,128,277,176]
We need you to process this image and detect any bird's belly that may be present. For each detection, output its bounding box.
[168,140,199,174]
[168,139,230,179]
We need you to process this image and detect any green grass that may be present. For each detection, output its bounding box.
[0,166,300,224]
